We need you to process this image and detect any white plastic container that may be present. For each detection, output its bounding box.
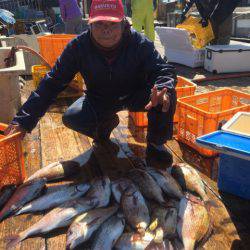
[222,112,250,138]
[204,42,250,73]
[0,47,26,123]
[155,27,205,68]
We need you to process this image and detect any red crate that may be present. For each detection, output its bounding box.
[0,123,26,188]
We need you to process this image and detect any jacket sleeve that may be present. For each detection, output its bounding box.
[11,40,80,132]
[139,39,177,97]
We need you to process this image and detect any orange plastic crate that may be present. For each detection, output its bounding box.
[0,123,26,188]
[177,88,250,157]
[37,34,76,67]
[32,65,84,98]
[129,76,197,127]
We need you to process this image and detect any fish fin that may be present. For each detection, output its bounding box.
[5,234,22,249]
[204,200,220,210]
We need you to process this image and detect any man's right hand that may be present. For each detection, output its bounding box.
[4,124,26,140]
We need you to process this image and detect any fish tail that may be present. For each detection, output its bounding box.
[5,234,23,249]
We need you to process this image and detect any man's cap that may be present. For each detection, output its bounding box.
[89,0,125,24]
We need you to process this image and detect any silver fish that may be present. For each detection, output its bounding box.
[91,213,125,250]
[147,168,184,199]
[86,176,111,207]
[15,182,90,215]
[26,160,81,182]
[6,196,99,249]
[127,168,165,205]
[171,163,208,202]
[0,178,46,222]
[0,185,16,210]
[121,185,150,234]
[66,206,118,249]
[114,232,155,250]
[177,194,211,250]
[111,178,136,203]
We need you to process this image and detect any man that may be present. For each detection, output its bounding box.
[5,0,177,165]
[180,0,241,45]
[59,0,84,34]
[130,0,155,41]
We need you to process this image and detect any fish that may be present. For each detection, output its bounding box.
[177,194,211,250]
[0,178,46,222]
[86,176,111,207]
[114,232,155,250]
[111,178,136,203]
[6,196,99,249]
[66,206,119,250]
[91,213,125,250]
[15,182,90,215]
[0,185,16,210]
[145,239,175,250]
[148,204,178,240]
[171,163,209,202]
[25,160,81,182]
[147,168,184,200]
[121,185,150,234]
[127,168,165,205]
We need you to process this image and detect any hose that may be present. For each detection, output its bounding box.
[5,45,52,69]
[192,72,250,83]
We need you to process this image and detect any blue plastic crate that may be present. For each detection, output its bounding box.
[219,154,250,200]
[197,131,250,199]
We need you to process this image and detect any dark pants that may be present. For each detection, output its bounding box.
[62,89,177,145]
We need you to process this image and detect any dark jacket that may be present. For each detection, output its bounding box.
[12,28,177,132]
[182,0,240,25]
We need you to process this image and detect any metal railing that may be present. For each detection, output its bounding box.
[0,0,43,12]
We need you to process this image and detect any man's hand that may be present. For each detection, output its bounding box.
[4,123,26,140]
[145,86,170,112]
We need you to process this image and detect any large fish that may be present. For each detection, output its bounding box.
[148,204,178,241]
[15,182,90,215]
[86,176,111,207]
[26,160,81,182]
[66,206,118,249]
[114,232,155,250]
[91,213,125,250]
[0,185,16,210]
[177,194,211,250]
[171,163,209,202]
[147,168,184,200]
[121,185,150,234]
[0,178,46,222]
[111,178,136,203]
[127,168,165,205]
[6,196,99,249]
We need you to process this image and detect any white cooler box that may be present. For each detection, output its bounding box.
[155,27,205,68]
[205,43,250,73]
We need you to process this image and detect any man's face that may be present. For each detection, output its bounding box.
[91,21,123,48]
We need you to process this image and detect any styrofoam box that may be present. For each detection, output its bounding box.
[205,41,250,73]
[155,27,205,68]
[222,112,250,138]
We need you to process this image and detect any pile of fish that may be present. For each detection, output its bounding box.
[0,160,215,250]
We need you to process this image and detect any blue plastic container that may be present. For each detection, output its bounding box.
[197,131,250,200]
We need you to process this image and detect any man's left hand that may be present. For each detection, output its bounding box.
[145,86,170,112]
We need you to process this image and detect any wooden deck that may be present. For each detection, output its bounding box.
[0,70,250,249]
